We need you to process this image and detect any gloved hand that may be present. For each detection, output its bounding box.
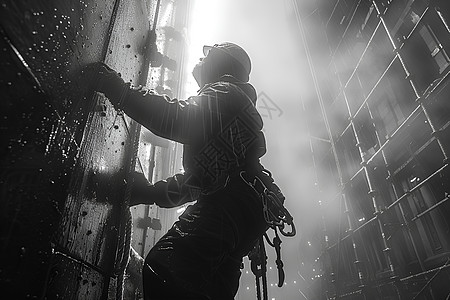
[81,62,127,107]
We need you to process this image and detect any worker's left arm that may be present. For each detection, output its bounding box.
[130,172,200,208]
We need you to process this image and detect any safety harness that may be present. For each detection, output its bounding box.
[240,169,296,300]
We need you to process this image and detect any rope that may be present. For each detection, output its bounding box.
[250,237,267,300]
[239,170,296,237]
[255,274,261,300]
[243,170,296,300]
[260,237,268,300]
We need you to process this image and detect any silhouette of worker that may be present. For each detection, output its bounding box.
[87,42,285,300]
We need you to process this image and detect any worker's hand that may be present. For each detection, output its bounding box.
[81,62,126,102]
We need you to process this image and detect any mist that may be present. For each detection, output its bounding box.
[185,0,327,298]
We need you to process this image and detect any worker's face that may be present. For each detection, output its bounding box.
[192,47,219,88]
[192,53,210,88]
[192,58,204,87]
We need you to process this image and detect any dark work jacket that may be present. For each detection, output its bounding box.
[112,75,266,192]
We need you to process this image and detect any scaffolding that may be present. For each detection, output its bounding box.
[295,0,450,299]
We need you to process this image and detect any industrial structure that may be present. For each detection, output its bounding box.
[297,0,450,299]
[2,0,450,299]
[1,0,188,298]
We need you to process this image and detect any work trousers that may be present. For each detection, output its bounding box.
[143,175,267,300]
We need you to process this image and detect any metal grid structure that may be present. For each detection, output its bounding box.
[295,0,450,299]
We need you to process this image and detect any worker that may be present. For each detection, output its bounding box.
[86,42,285,300]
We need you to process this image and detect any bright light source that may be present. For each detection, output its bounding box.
[185,0,222,95]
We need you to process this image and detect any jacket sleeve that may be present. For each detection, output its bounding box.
[130,172,201,208]
[107,83,230,144]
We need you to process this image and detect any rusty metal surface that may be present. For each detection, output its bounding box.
[46,252,105,299]
[1,0,155,298]
[0,30,76,298]
[0,0,117,118]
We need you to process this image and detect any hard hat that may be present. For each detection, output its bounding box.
[203,42,252,77]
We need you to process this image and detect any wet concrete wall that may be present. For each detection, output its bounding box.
[0,0,156,298]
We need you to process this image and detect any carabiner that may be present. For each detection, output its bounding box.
[280,221,296,237]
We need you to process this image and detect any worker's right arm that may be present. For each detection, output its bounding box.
[85,62,225,144]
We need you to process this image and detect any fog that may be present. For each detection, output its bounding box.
[3,0,449,298]
[186,0,325,298]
